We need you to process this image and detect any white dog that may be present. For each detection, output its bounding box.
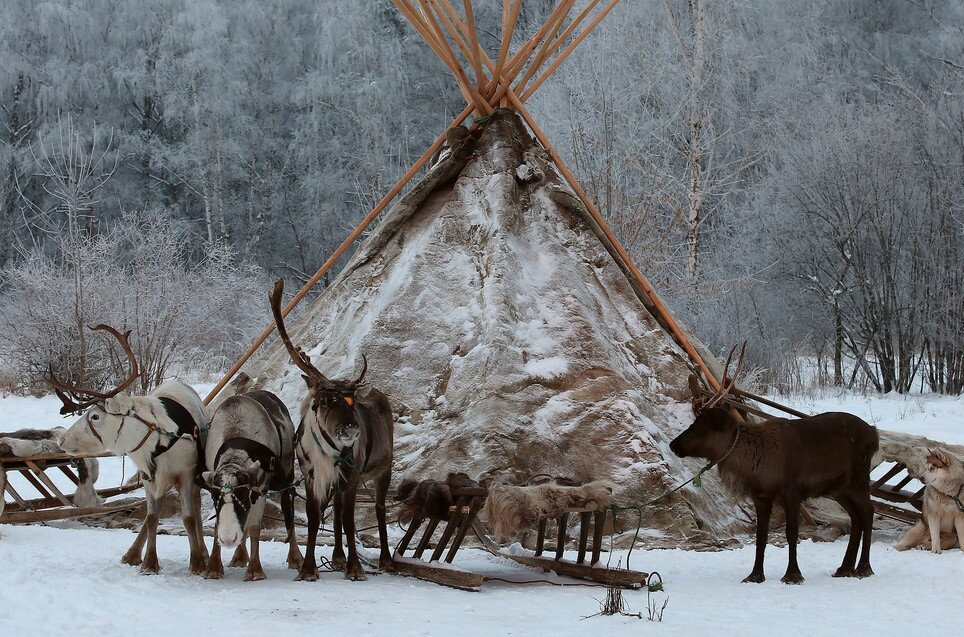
[895,449,964,553]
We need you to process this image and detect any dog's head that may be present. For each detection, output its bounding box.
[922,448,964,486]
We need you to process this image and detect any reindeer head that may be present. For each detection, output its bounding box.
[269,279,367,449]
[672,343,746,461]
[202,463,263,548]
[47,325,143,455]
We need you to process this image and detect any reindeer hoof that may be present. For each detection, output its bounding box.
[295,567,319,582]
[781,573,804,585]
[345,563,367,581]
[287,555,304,570]
[204,568,224,580]
[379,557,396,573]
[330,556,346,572]
[832,567,855,578]
[189,556,207,576]
[139,558,160,575]
[121,552,142,567]
[854,564,874,578]
[742,572,765,583]
[228,556,249,568]
[244,569,267,582]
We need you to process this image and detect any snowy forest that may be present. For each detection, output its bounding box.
[0,0,961,395]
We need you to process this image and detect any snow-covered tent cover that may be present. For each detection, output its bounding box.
[239,110,745,545]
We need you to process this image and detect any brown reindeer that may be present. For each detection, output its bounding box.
[269,279,394,581]
[670,346,879,584]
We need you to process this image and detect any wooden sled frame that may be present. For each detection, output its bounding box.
[870,461,923,524]
[489,507,649,589]
[386,484,648,591]
[1,451,143,524]
[391,485,489,591]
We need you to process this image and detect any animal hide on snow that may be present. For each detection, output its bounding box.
[483,480,615,542]
[396,472,478,524]
[0,427,101,508]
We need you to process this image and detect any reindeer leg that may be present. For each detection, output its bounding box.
[331,491,346,572]
[375,471,394,572]
[244,523,266,582]
[781,494,804,584]
[205,538,225,579]
[122,516,149,566]
[193,485,208,562]
[853,491,875,576]
[341,486,366,581]
[180,483,206,576]
[832,494,860,577]
[140,489,161,575]
[228,532,249,567]
[743,496,771,583]
[281,489,303,570]
[296,487,321,581]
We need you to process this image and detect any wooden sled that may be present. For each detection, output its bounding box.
[1,451,143,524]
[870,461,923,524]
[391,485,488,591]
[475,508,648,589]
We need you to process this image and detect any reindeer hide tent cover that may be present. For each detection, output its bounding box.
[239,110,747,545]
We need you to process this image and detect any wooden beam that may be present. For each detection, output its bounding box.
[520,0,623,103]
[513,0,575,95]
[390,556,483,591]
[502,552,648,589]
[490,0,523,99]
[462,0,485,88]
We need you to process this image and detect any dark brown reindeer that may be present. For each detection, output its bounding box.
[269,279,394,581]
[670,345,879,584]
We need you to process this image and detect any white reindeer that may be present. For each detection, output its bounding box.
[51,325,210,575]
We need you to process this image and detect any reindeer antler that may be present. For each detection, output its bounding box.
[348,354,368,389]
[268,279,329,386]
[46,324,141,415]
[704,341,747,410]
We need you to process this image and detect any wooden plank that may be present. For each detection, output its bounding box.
[3,480,31,509]
[554,512,569,560]
[3,482,142,514]
[444,496,484,563]
[872,500,921,524]
[430,496,468,562]
[413,517,441,559]
[591,510,605,565]
[19,469,56,500]
[501,552,647,589]
[0,500,143,525]
[576,511,591,564]
[534,517,547,556]
[25,460,72,506]
[871,464,905,491]
[395,516,424,556]
[0,451,116,464]
[58,465,80,485]
[390,557,483,591]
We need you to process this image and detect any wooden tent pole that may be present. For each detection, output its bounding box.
[504,91,723,392]
[204,103,476,404]
[515,0,600,95]
[462,0,485,87]
[513,0,575,94]
[490,0,523,99]
[521,0,622,103]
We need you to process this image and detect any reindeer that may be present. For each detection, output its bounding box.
[201,390,302,581]
[51,325,209,575]
[269,279,394,581]
[670,344,879,584]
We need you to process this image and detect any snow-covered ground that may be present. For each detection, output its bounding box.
[1,388,962,635]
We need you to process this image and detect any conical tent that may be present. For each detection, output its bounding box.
[208,1,749,544]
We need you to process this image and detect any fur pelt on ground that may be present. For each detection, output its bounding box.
[483,479,615,542]
[0,427,101,508]
[895,448,964,553]
[396,472,478,524]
